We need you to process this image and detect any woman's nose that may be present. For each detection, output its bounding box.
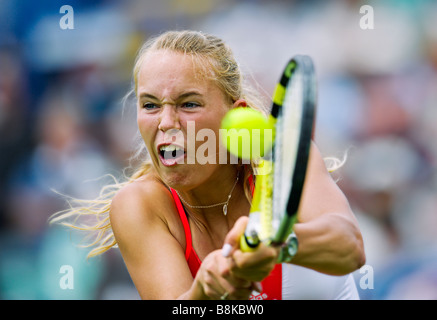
[158,105,181,132]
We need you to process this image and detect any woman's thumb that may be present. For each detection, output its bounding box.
[222,216,249,257]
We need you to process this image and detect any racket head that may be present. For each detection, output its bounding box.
[270,55,317,245]
[241,55,317,250]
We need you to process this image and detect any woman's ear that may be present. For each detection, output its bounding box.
[232,99,247,109]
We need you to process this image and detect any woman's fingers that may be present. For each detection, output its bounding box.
[198,215,279,298]
[232,242,278,268]
[222,216,249,257]
[218,258,252,289]
[230,247,278,281]
[198,249,253,300]
[221,216,278,282]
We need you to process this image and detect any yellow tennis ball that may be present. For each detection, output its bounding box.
[221,107,274,160]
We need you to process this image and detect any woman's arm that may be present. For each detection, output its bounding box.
[220,143,364,282]
[110,179,196,299]
[290,142,366,275]
[109,178,258,300]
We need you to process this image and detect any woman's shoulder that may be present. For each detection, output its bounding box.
[110,171,175,225]
[109,170,187,254]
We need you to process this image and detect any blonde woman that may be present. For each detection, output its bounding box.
[51,30,365,300]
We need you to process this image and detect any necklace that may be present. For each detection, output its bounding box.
[176,172,239,216]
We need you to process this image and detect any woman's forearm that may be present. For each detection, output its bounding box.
[291,212,365,275]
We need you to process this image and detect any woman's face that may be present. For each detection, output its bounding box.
[136,50,233,189]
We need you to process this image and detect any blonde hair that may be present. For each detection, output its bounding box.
[49,30,269,258]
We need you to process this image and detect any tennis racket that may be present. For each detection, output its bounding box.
[229,55,317,261]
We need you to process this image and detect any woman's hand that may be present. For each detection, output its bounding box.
[223,217,278,283]
[192,216,274,300]
[193,249,255,300]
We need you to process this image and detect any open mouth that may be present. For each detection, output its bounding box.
[158,144,186,166]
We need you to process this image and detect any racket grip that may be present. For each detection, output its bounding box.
[240,230,260,252]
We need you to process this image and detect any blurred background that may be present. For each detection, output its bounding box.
[0,0,436,299]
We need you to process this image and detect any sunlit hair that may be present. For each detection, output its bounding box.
[49,30,344,258]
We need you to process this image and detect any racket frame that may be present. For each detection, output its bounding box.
[242,55,317,261]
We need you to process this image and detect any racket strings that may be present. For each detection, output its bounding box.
[259,160,274,241]
[272,64,304,242]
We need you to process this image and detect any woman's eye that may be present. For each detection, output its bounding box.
[142,102,159,110]
[182,102,200,109]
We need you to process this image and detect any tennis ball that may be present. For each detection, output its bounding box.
[221,107,274,160]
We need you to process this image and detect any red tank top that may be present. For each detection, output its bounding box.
[170,187,282,300]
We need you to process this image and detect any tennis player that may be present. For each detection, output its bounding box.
[51,30,365,300]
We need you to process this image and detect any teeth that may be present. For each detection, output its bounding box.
[159,145,185,160]
[160,145,183,152]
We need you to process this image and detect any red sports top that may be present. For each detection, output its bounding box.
[170,187,282,300]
